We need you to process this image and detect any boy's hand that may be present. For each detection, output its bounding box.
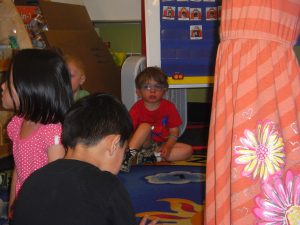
[8,203,14,220]
[159,127,179,160]
[159,143,172,160]
[159,127,179,161]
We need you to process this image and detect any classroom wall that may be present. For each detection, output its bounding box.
[52,0,300,104]
[83,0,141,22]
[187,88,213,103]
[50,0,141,21]
[94,23,141,54]
[94,22,213,103]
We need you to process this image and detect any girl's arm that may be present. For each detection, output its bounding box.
[8,168,17,219]
[48,144,66,162]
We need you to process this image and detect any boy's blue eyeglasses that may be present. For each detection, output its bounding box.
[141,84,165,91]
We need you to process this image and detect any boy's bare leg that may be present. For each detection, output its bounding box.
[129,123,153,150]
[121,123,154,172]
[163,142,193,161]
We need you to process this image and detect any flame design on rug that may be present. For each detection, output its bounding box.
[136,198,204,225]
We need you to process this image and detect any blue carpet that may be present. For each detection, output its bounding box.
[118,151,206,225]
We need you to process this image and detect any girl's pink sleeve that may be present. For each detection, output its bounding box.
[7,116,20,141]
[43,123,62,146]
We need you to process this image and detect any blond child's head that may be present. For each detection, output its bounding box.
[65,55,86,96]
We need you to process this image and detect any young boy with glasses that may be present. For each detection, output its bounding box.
[121,67,192,172]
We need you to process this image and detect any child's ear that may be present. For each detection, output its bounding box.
[79,75,86,85]
[110,135,121,156]
[136,89,141,97]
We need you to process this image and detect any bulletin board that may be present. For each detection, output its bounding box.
[144,0,221,88]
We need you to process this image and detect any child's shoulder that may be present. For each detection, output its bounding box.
[75,89,89,101]
[7,116,23,139]
[160,99,179,113]
[161,99,176,107]
[8,115,23,126]
[131,99,144,108]
[40,122,62,133]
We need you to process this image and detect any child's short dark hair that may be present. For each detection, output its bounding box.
[135,67,169,89]
[8,49,73,124]
[62,93,133,148]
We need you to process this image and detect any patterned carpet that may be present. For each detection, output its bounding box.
[118,122,208,225]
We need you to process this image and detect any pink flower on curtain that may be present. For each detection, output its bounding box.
[254,170,300,224]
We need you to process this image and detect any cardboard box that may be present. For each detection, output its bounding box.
[39,1,94,31]
[39,1,121,98]
[44,29,121,97]
[16,1,121,98]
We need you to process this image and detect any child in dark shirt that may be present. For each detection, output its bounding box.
[11,93,158,225]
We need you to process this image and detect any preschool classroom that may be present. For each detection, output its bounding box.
[0,0,300,225]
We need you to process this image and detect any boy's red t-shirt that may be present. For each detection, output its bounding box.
[129,99,182,142]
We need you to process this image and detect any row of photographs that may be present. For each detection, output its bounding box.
[162,5,221,21]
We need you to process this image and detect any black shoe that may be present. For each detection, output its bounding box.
[121,149,136,172]
[136,149,157,165]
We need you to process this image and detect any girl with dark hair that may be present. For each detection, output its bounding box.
[1,48,73,218]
